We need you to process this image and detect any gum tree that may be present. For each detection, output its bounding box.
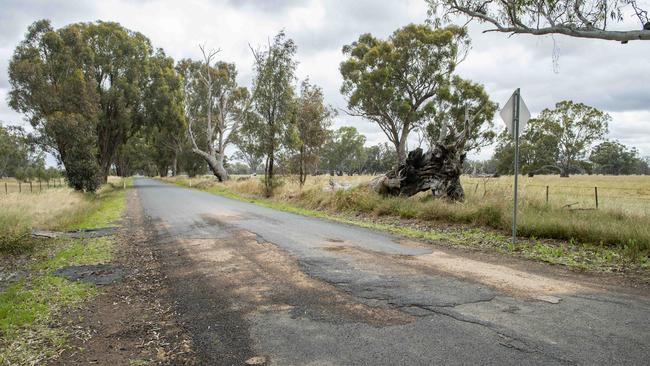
[340,24,469,165]
[291,79,335,186]
[179,47,251,182]
[249,31,297,196]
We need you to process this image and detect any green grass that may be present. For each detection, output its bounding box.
[61,185,128,231]
[32,237,114,271]
[163,177,649,272]
[0,179,128,364]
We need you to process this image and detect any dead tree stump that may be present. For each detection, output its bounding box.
[370,146,465,201]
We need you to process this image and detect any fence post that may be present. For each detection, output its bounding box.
[4,182,7,195]
[474,183,479,194]
[546,185,549,204]
[594,186,599,209]
[19,182,21,193]
[30,181,33,193]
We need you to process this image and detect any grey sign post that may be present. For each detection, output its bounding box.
[500,89,531,245]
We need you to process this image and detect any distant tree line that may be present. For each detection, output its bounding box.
[489,101,649,177]
[0,123,62,182]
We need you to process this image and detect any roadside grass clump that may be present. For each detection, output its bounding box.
[0,209,33,253]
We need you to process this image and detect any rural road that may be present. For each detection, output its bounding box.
[134,177,649,365]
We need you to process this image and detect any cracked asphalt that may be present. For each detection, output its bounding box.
[135,178,650,365]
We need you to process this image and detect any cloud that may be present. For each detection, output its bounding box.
[0,0,649,161]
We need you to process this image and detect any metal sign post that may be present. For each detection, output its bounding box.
[500,89,530,245]
[512,89,521,245]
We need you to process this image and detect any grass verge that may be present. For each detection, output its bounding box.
[0,178,128,365]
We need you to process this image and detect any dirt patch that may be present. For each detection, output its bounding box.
[53,264,126,285]
[53,189,196,365]
[174,223,414,329]
[415,250,584,297]
[320,244,584,299]
[323,245,348,252]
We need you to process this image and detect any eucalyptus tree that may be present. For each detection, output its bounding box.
[590,141,644,175]
[9,20,102,191]
[0,123,43,178]
[291,79,335,185]
[249,31,298,196]
[144,51,186,176]
[321,127,367,175]
[9,19,156,190]
[180,47,250,182]
[232,122,264,175]
[340,24,469,165]
[85,21,153,181]
[534,100,610,177]
[427,0,650,42]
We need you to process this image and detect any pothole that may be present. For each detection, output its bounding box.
[31,227,120,239]
[53,264,126,285]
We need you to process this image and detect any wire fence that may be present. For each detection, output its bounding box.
[462,177,650,215]
[2,179,66,194]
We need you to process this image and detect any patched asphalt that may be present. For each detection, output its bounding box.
[135,178,650,365]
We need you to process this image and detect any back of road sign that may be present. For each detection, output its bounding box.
[500,91,531,137]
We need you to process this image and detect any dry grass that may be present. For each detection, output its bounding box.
[0,176,129,252]
[168,174,649,258]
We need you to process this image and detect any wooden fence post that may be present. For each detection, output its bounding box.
[546,185,549,204]
[594,186,599,209]
[19,182,21,193]
[4,182,7,195]
[30,181,33,193]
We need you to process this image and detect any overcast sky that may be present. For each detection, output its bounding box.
[1,0,649,163]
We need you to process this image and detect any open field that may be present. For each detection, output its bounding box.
[162,173,650,269]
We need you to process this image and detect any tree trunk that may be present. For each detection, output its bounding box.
[100,159,111,184]
[370,146,465,201]
[299,145,306,186]
[172,150,178,176]
[192,149,228,182]
[265,151,275,197]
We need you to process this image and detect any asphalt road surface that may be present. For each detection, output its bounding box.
[134,177,650,365]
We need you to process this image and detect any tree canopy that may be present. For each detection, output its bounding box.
[8,19,163,191]
[249,31,298,196]
[427,0,650,42]
[340,24,469,165]
[494,100,611,176]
